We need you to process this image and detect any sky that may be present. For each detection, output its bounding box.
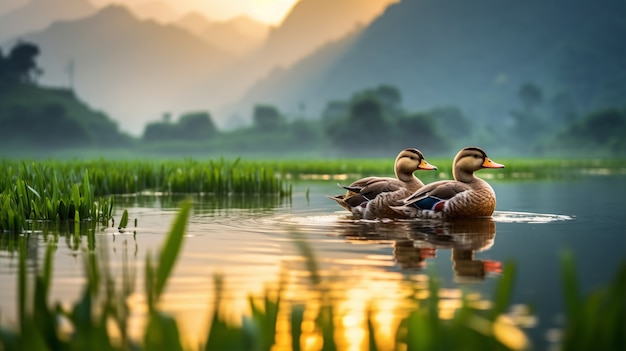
[0,0,301,25]
[90,0,301,24]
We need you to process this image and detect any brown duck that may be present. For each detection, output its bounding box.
[391,147,505,219]
[328,148,437,219]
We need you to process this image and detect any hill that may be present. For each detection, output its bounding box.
[0,84,132,153]
[13,5,233,135]
[0,0,96,43]
[234,0,626,127]
[192,0,397,124]
[174,13,269,56]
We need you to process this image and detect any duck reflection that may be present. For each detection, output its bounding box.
[338,218,501,282]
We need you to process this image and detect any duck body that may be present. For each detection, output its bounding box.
[328,148,437,219]
[391,147,504,219]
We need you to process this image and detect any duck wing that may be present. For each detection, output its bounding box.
[338,177,404,207]
[404,180,471,204]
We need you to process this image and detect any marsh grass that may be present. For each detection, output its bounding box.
[268,157,626,182]
[2,203,623,350]
[0,158,291,233]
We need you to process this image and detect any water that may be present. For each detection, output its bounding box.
[1,175,625,350]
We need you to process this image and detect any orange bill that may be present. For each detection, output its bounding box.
[418,159,438,170]
[482,157,505,168]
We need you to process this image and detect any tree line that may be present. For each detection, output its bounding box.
[2,41,624,156]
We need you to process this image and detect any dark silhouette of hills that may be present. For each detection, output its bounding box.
[236,0,626,126]
[12,5,233,135]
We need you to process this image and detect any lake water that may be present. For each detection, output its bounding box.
[1,174,625,350]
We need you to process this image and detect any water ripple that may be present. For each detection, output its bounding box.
[492,211,574,223]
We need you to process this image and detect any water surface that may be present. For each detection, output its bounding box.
[1,175,624,350]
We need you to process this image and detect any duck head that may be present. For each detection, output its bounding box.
[395,148,438,180]
[453,147,505,182]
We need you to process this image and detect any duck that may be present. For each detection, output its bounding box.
[328,148,438,219]
[391,147,504,219]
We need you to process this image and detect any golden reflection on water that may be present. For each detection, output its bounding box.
[124,215,518,350]
[10,207,533,351]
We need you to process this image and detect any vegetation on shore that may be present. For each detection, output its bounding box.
[1,156,625,233]
[2,41,626,158]
[0,158,290,232]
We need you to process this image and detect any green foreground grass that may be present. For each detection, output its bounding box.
[0,203,624,351]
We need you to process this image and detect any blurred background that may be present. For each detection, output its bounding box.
[1,0,625,158]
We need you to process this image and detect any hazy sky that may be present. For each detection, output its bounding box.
[0,0,300,24]
[92,0,301,24]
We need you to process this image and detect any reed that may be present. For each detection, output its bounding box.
[0,158,291,233]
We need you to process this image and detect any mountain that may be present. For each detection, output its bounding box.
[174,13,268,56]
[191,0,397,124]
[173,11,212,36]
[259,0,397,68]
[235,0,626,127]
[0,0,96,43]
[0,0,27,16]
[128,0,182,24]
[15,5,233,135]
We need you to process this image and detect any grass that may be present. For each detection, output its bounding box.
[0,158,292,232]
[1,204,624,351]
[268,157,626,182]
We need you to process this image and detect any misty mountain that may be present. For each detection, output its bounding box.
[0,0,96,43]
[128,0,182,24]
[13,5,233,135]
[235,0,626,127]
[174,13,268,56]
[259,0,396,69]
[190,0,396,123]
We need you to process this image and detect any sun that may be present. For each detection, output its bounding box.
[246,0,300,24]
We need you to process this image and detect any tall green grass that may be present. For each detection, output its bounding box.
[0,158,291,232]
[2,203,623,350]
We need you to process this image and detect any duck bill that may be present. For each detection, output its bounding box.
[482,157,505,168]
[419,159,438,170]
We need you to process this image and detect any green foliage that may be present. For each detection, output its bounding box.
[560,251,626,351]
[0,85,132,151]
[253,104,286,132]
[0,158,291,233]
[143,111,218,142]
[0,41,41,86]
[552,107,626,155]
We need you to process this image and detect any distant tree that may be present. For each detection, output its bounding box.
[321,100,350,126]
[555,107,626,155]
[178,111,217,139]
[289,119,321,146]
[352,84,403,117]
[374,84,402,115]
[394,112,449,154]
[326,95,391,153]
[253,104,285,131]
[162,112,172,123]
[0,41,42,85]
[143,122,178,142]
[0,103,90,147]
[518,83,543,112]
[429,106,472,140]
